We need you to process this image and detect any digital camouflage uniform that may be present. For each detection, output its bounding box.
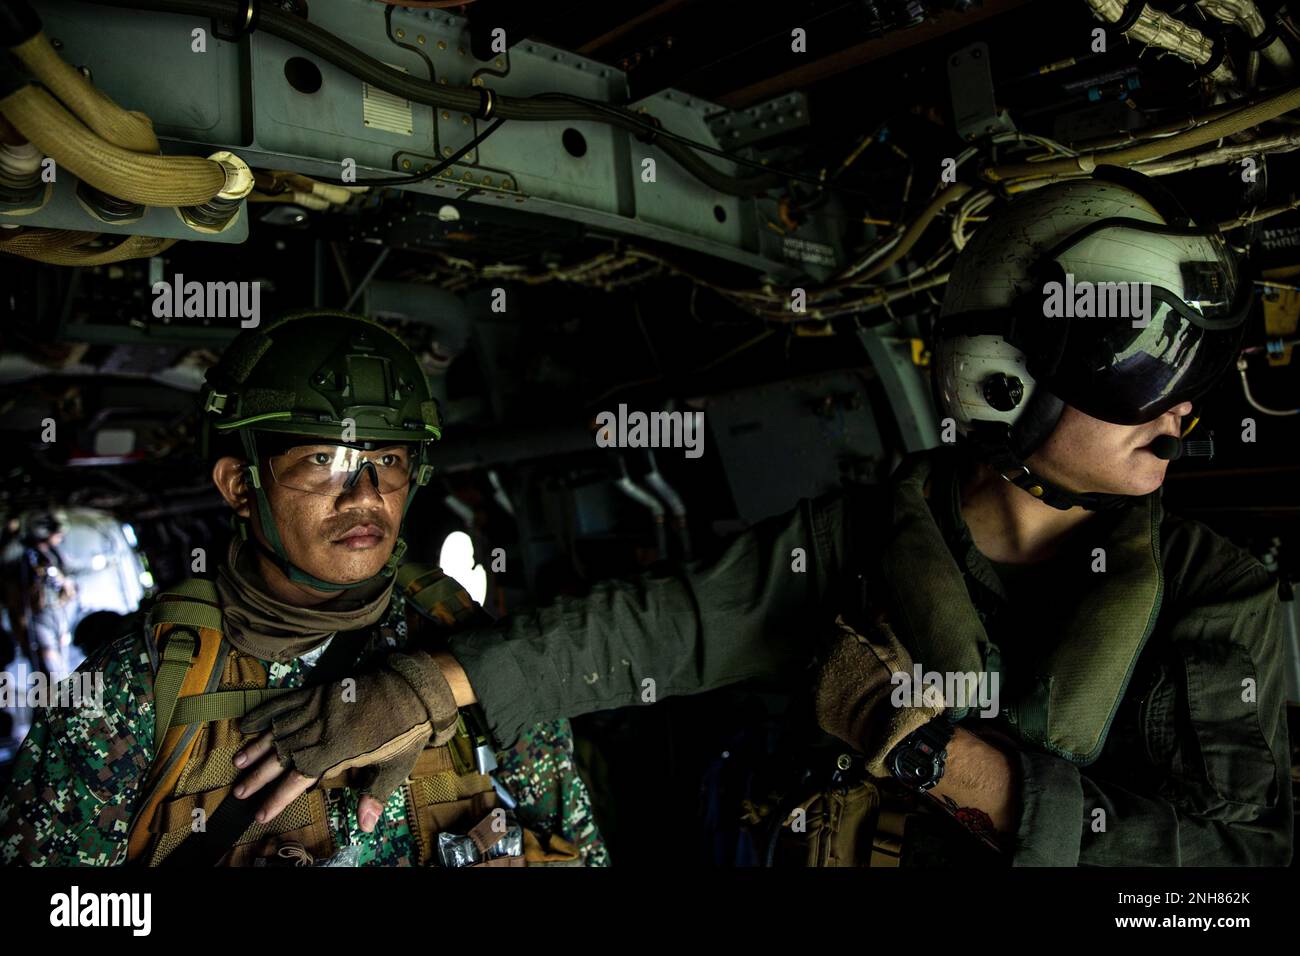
[0,586,608,867]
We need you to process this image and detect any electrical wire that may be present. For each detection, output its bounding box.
[311,118,506,187]
[952,187,997,251]
[986,84,1300,184]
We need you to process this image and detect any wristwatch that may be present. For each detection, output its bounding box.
[887,716,957,792]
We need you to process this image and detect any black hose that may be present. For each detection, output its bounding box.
[311,115,506,186]
[75,0,785,197]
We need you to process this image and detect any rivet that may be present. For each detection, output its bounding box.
[495,57,504,68]
[396,28,405,39]
[442,146,453,157]
[417,35,425,45]
[441,111,450,120]
[402,159,412,169]
[461,115,471,125]
[437,39,447,50]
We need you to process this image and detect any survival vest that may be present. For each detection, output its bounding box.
[745,452,1162,866]
[123,564,580,867]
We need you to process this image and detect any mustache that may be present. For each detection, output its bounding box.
[322,511,392,540]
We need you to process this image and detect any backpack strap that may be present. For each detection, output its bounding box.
[144,578,225,752]
[167,686,291,727]
[125,578,231,865]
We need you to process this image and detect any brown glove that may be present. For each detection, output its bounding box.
[240,650,460,803]
[814,614,945,778]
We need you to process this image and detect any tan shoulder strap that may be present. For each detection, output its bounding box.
[125,579,231,864]
[145,578,223,752]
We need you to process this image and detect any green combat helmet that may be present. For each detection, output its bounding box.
[200,310,440,591]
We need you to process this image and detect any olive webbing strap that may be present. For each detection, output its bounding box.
[168,686,293,727]
[152,629,197,755]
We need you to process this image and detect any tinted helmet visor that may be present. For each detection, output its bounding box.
[1033,220,1252,425]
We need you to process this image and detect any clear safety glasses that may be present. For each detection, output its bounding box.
[267,443,416,496]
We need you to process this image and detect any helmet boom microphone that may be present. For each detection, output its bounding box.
[1148,434,1182,460]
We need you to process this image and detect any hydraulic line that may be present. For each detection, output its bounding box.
[1085,0,1235,84]
[983,84,1300,182]
[9,32,160,153]
[1197,0,1295,77]
[856,183,971,282]
[3,10,167,219]
[1132,129,1300,176]
[0,227,177,264]
[0,84,228,205]
[1068,90,1285,151]
[4,15,250,228]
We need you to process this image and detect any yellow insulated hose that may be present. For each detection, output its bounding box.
[983,84,1300,182]
[10,32,160,154]
[0,227,178,264]
[0,85,226,205]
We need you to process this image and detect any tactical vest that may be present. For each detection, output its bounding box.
[752,455,1162,866]
[123,565,579,867]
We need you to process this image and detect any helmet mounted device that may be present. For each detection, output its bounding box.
[933,167,1251,510]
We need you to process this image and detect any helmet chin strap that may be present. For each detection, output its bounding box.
[236,430,417,593]
[965,420,1131,512]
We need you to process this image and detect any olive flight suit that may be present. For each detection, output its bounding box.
[450,446,1293,866]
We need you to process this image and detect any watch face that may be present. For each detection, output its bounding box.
[893,746,940,788]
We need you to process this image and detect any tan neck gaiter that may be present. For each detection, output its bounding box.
[215,537,396,663]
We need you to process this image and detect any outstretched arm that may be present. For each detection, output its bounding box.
[448,488,874,747]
